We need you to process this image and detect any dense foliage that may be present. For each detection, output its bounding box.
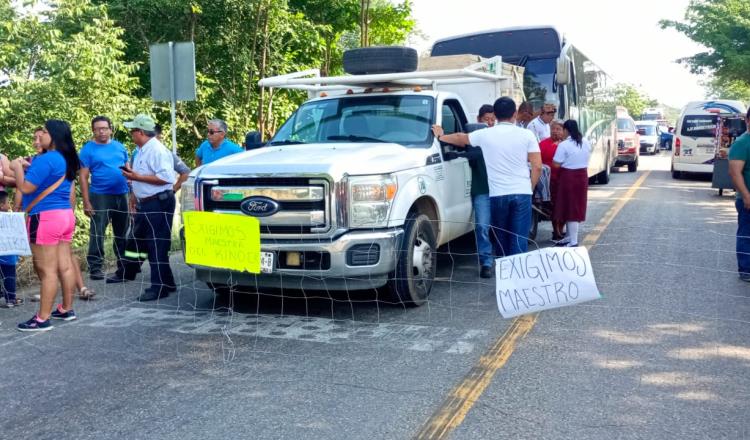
[660,0,750,100]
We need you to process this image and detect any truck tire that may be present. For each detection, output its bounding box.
[343,46,418,75]
[628,160,637,173]
[387,212,437,307]
[596,155,611,184]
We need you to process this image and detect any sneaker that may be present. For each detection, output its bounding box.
[17,315,53,332]
[739,273,750,282]
[89,271,105,281]
[554,239,571,247]
[0,298,24,308]
[480,266,493,279]
[50,304,77,321]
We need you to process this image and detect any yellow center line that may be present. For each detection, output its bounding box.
[413,170,652,440]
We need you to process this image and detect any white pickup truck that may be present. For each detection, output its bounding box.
[180,49,523,306]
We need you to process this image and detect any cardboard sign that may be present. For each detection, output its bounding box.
[183,211,261,273]
[495,246,600,319]
[0,213,31,257]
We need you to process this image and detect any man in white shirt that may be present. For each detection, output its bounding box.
[112,114,177,301]
[433,97,542,257]
[526,102,557,142]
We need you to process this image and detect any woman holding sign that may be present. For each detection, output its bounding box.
[11,120,80,332]
[552,120,591,248]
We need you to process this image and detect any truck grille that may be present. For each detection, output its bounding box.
[201,177,332,237]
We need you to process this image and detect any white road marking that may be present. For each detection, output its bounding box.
[82,306,488,354]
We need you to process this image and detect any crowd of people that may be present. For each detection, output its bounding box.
[0,114,246,332]
[0,98,592,330]
[433,96,591,278]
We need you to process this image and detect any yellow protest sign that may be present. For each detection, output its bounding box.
[183,211,261,273]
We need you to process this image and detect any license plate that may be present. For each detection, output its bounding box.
[703,147,715,154]
[260,251,274,273]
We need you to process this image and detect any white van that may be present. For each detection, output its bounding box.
[672,100,747,178]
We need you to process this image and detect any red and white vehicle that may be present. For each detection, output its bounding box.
[613,107,640,173]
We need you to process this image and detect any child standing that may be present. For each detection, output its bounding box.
[0,191,22,308]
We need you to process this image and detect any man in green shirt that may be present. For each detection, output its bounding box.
[727,108,750,281]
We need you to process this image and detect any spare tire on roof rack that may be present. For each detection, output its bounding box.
[343,46,418,75]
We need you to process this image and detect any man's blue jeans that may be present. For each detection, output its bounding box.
[736,199,750,275]
[490,194,532,257]
[473,194,494,268]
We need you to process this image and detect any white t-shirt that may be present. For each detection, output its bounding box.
[553,137,591,169]
[468,122,540,197]
[527,116,550,142]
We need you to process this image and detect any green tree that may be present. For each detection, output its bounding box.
[660,0,750,91]
[703,76,750,101]
[613,84,658,119]
[0,0,145,159]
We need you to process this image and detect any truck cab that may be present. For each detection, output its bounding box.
[180,54,521,306]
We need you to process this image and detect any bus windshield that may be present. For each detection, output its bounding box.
[269,95,435,147]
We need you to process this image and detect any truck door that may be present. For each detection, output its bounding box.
[438,99,474,241]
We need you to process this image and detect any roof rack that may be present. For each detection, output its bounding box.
[258,56,510,92]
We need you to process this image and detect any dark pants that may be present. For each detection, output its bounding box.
[0,264,16,303]
[87,192,129,274]
[122,193,176,292]
[736,199,750,275]
[490,194,532,257]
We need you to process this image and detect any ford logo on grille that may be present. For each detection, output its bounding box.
[240,196,280,217]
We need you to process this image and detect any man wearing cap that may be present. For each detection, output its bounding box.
[526,102,557,142]
[109,114,177,301]
[195,119,243,166]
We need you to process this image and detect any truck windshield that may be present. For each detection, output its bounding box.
[269,95,435,147]
[636,125,657,136]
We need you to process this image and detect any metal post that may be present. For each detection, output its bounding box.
[168,41,177,153]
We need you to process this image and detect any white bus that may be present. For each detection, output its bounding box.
[431,25,617,184]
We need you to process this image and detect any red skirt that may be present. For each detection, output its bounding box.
[553,168,588,222]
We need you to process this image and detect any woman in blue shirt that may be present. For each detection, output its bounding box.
[11,120,80,332]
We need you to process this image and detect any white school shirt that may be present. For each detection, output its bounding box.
[468,122,540,197]
[526,116,550,142]
[553,136,591,169]
[131,137,176,199]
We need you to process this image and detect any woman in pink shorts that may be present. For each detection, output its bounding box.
[11,119,80,332]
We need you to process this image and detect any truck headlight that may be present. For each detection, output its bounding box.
[181,176,196,212]
[348,175,397,228]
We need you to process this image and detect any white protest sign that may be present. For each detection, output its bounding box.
[0,212,31,256]
[495,246,600,319]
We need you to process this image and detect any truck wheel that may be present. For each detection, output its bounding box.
[387,212,437,307]
[343,46,418,75]
[671,165,681,179]
[628,161,637,173]
[596,157,611,184]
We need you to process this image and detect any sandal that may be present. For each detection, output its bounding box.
[78,287,96,300]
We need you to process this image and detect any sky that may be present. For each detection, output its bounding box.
[408,0,708,109]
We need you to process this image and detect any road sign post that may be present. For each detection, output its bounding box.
[150,42,196,153]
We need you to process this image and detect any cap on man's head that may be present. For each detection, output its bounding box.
[123,114,156,132]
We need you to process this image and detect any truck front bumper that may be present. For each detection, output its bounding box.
[189,228,404,291]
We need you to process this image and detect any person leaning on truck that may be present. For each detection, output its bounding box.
[195,119,243,166]
[432,97,543,257]
[727,107,750,282]
[444,104,496,278]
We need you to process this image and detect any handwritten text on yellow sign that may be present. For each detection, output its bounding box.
[183,211,261,273]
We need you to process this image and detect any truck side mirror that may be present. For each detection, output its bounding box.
[244,131,264,150]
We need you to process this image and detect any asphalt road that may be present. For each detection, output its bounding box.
[1,151,748,440]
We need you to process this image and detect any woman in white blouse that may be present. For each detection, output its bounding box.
[552,120,591,247]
